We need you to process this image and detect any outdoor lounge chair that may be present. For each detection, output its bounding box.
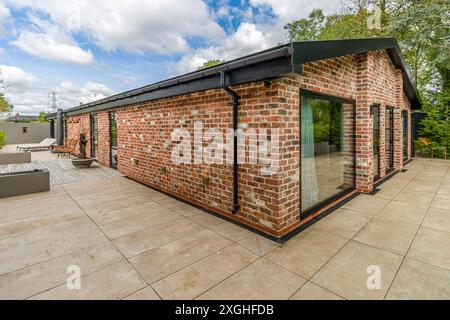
[52,139,77,157]
[17,138,57,152]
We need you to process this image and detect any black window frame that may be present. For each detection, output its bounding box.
[299,89,357,220]
[371,104,381,182]
[385,106,395,172]
[90,113,99,160]
[402,110,409,161]
[109,111,118,169]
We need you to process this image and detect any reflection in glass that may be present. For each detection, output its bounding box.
[90,114,98,159]
[402,110,408,161]
[301,95,355,212]
[372,105,380,179]
[386,108,394,171]
[110,112,118,168]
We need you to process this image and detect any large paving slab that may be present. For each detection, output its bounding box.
[0,153,449,300]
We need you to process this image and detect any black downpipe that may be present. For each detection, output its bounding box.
[220,71,240,214]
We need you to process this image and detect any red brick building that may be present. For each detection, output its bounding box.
[53,39,422,239]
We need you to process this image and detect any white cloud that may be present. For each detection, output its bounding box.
[0,64,47,114]
[0,64,114,114]
[0,64,39,88]
[57,80,115,108]
[175,0,343,73]
[176,22,272,73]
[7,0,225,55]
[11,29,94,65]
[0,2,11,37]
[10,14,94,65]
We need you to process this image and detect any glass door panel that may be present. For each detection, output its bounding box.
[300,94,355,216]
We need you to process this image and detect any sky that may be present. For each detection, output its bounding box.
[0,0,342,115]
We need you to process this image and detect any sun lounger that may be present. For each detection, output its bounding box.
[17,138,57,152]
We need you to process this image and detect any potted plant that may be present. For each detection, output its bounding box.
[71,133,94,168]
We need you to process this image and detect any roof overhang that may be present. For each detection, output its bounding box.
[59,38,421,116]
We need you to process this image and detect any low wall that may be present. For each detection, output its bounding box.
[0,152,31,165]
[0,122,50,144]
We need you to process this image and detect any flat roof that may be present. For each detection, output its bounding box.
[49,38,421,118]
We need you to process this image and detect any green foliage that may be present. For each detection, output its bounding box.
[417,89,450,159]
[197,59,224,70]
[389,0,450,92]
[285,0,450,159]
[0,130,6,149]
[38,112,49,123]
[310,99,342,146]
[0,93,12,115]
[284,9,326,41]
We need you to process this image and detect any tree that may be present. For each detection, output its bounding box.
[197,59,224,70]
[284,0,450,158]
[0,130,6,149]
[0,68,13,119]
[38,112,49,123]
[284,9,326,41]
[418,97,450,159]
[284,2,395,42]
[0,93,12,119]
[389,0,450,92]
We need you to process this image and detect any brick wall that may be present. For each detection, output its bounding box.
[97,112,111,167]
[66,49,413,238]
[67,114,90,157]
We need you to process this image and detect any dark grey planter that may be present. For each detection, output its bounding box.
[0,169,50,198]
[71,158,94,168]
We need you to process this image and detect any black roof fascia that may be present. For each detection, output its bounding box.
[58,38,421,117]
[63,45,294,116]
[292,38,421,109]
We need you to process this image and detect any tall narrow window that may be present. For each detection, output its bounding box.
[372,105,380,180]
[300,92,355,217]
[109,111,118,168]
[63,120,67,140]
[402,110,408,161]
[385,107,394,172]
[90,114,98,159]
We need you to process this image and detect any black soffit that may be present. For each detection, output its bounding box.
[50,38,421,118]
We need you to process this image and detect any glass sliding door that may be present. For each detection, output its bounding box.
[300,92,355,217]
[109,111,118,168]
[402,110,408,161]
[385,107,394,172]
[90,114,98,159]
[372,105,380,180]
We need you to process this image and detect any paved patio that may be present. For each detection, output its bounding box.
[0,151,449,300]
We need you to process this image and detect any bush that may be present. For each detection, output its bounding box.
[0,130,6,149]
[418,90,450,159]
[414,138,446,158]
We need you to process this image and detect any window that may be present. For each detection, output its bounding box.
[63,120,68,140]
[372,105,380,180]
[385,107,394,171]
[90,114,98,159]
[22,127,28,133]
[300,91,356,217]
[402,110,408,161]
[109,111,118,168]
